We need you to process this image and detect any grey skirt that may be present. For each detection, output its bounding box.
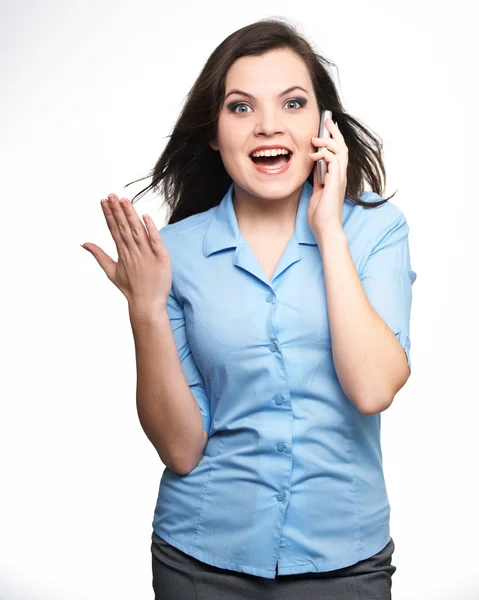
[151,530,396,600]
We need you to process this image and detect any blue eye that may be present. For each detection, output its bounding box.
[285,98,306,110]
[227,97,308,114]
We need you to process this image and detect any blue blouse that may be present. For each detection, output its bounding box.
[151,178,417,579]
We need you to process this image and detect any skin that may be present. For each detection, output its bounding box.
[209,48,322,236]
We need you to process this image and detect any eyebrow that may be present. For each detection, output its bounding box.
[224,85,309,101]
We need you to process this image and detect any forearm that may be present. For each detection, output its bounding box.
[129,308,205,473]
[316,228,409,415]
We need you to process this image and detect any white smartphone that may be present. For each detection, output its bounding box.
[317,109,333,185]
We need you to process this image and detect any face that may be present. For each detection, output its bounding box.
[210,48,321,203]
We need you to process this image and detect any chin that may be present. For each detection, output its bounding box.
[250,172,306,192]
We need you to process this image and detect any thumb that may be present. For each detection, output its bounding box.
[81,243,116,280]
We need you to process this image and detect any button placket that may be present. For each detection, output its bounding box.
[266,290,288,509]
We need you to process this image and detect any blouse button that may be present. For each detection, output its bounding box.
[266,293,274,302]
[269,343,278,352]
[276,442,285,452]
[275,396,284,405]
[276,492,286,501]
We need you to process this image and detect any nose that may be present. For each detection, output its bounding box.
[253,109,286,137]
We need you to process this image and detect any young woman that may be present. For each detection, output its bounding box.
[82,17,416,600]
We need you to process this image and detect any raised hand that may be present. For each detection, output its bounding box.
[82,193,172,318]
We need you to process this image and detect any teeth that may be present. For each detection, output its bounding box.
[250,148,290,158]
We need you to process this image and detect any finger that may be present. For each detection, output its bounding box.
[117,196,152,253]
[309,148,341,177]
[81,242,117,281]
[326,119,346,144]
[310,146,348,172]
[311,136,340,153]
[312,140,339,155]
[106,193,138,256]
[141,214,168,258]
[101,197,131,262]
[309,148,337,161]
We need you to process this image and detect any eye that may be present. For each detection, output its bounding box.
[226,97,308,114]
[228,102,252,114]
[285,98,307,110]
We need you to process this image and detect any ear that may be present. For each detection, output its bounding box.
[209,140,219,151]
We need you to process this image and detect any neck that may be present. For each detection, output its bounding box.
[232,184,301,237]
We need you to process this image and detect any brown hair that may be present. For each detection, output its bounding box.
[125,17,395,224]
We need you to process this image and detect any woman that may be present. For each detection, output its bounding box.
[82,17,416,600]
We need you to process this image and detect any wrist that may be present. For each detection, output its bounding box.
[128,303,168,325]
[314,226,347,249]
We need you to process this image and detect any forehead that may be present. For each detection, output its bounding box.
[225,49,311,91]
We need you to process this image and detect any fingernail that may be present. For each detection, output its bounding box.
[81,244,90,252]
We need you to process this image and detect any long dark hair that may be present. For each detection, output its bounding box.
[125,17,394,224]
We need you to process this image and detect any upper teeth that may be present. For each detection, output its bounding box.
[251,148,290,157]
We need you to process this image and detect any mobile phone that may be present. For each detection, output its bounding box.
[317,109,333,185]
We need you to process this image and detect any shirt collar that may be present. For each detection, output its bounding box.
[203,179,318,258]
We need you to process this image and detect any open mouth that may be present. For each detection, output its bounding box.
[249,151,292,168]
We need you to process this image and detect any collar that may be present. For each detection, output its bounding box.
[203,179,318,258]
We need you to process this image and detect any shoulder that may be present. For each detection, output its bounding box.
[157,206,216,278]
[356,192,408,246]
[158,207,215,250]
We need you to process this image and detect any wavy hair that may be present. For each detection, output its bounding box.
[125,17,395,224]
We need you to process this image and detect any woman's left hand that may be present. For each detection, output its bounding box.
[307,118,349,236]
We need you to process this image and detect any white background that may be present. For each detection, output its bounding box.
[1,1,477,598]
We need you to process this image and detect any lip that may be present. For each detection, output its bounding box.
[249,151,292,176]
[249,144,293,155]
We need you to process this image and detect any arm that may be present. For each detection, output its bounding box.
[316,217,416,415]
[131,308,208,474]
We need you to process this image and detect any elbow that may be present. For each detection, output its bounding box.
[158,452,196,476]
[358,394,393,416]
[170,429,209,475]
[173,454,203,476]
[351,386,393,415]
[165,456,195,476]
[359,368,409,415]
[171,463,191,476]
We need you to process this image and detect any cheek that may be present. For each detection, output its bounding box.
[217,116,249,147]
[215,144,247,181]
[217,138,249,168]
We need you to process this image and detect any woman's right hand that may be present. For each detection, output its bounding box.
[82,193,172,318]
